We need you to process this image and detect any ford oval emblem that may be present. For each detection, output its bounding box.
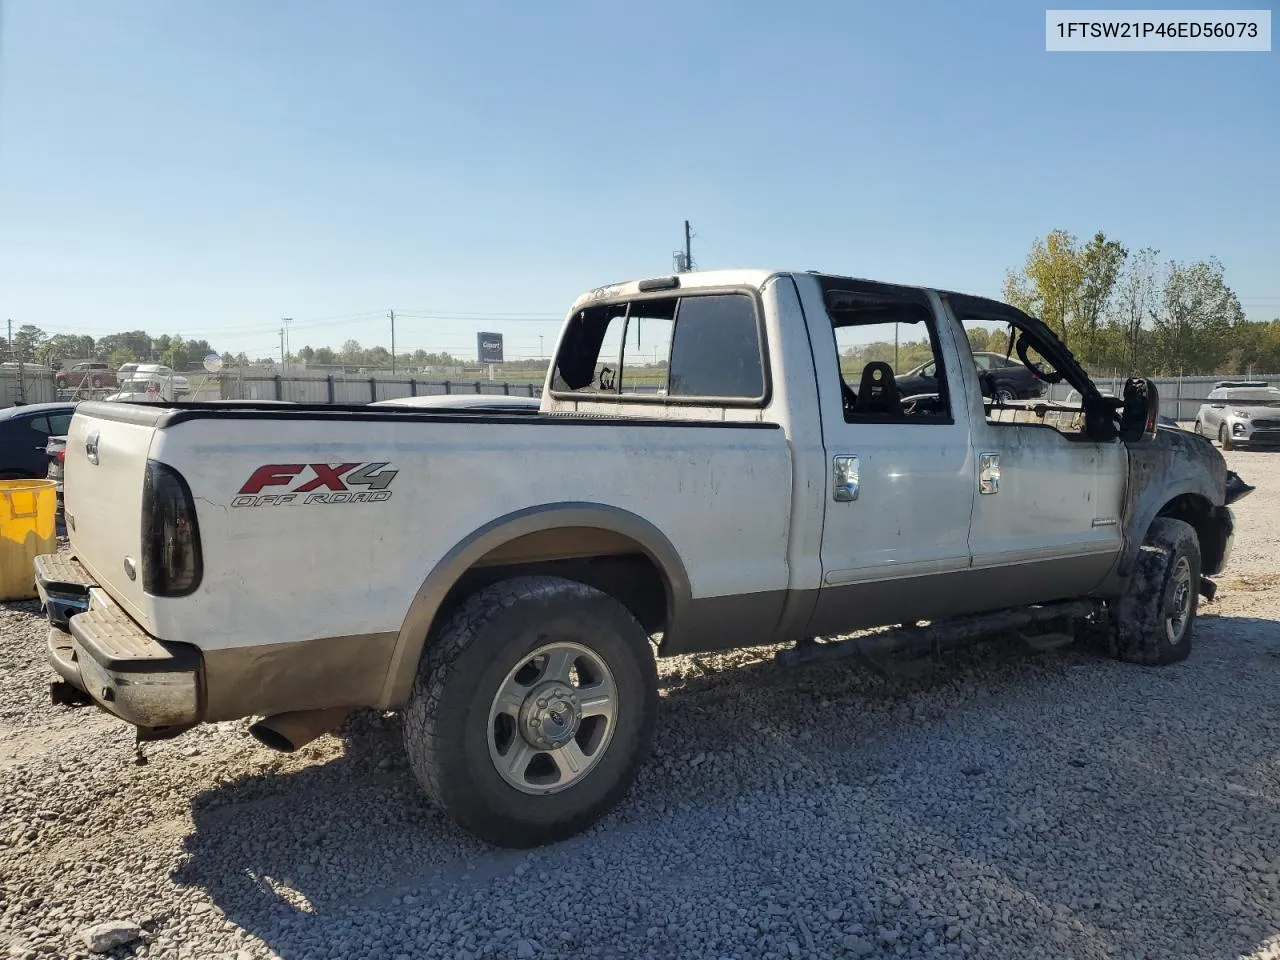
[85,431,100,465]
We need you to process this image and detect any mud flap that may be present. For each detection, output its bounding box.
[1199,577,1217,602]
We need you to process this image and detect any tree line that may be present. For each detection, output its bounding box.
[0,325,542,372]
[2,328,220,373]
[1003,230,1277,377]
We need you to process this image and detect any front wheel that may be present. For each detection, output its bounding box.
[402,575,658,848]
[1219,423,1234,451]
[996,385,1017,402]
[1110,517,1201,665]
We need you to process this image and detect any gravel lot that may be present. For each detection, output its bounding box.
[3,449,1280,960]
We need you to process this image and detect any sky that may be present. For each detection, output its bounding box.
[0,0,1276,362]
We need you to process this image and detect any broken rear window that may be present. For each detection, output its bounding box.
[551,293,765,401]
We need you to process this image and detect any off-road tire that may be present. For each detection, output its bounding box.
[402,575,658,848]
[1110,517,1200,666]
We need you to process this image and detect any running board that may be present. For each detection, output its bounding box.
[776,599,1099,668]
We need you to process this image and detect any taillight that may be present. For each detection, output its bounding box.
[141,460,202,596]
[55,449,65,463]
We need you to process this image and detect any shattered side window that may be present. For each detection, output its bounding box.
[955,314,1087,435]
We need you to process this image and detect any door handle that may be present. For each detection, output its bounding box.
[833,455,859,502]
[979,452,1000,495]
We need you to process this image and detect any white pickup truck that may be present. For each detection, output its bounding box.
[36,269,1249,848]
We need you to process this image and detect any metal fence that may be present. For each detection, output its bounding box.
[0,367,57,407]
[208,375,544,404]
[37,364,1280,423]
[1045,375,1280,422]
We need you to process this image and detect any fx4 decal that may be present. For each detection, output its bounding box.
[232,462,398,508]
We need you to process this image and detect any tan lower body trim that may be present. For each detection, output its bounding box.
[202,632,397,722]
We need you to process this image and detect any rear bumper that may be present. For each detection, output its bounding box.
[36,555,203,731]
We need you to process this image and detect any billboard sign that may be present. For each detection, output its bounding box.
[477,332,504,364]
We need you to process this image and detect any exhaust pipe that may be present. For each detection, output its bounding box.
[248,707,352,752]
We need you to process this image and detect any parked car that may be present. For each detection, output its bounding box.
[55,361,117,393]
[896,350,1047,401]
[1213,380,1270,390]
[39,269,1242,850]
[370,394,541,411]
[1194,385,1280,449]
[0,402,76,479]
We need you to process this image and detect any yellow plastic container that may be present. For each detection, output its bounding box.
[0,478,59,602]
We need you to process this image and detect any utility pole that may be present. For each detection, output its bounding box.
[281,318,292,369]
[390,309,396,375]
[13,319,25,405]
[673,221,696,273]
[539,335,544,359]
[279,327,285,370]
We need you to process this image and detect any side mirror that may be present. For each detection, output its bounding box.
[1118,377,1160,442]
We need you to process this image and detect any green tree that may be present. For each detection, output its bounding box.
[1074,232,1127,364]
[109,346,137,368]
[297,345,316,363]
[38,334,96,366]
[162,335,189,371]
[1106,247,1160,373]
[9,324,47,362]
[184,339,217,363]
[339,339,364,364]
[313,346,336,365]
[1150,258,1242,376]
[1004,229,1084,346]
[98,331,152,360]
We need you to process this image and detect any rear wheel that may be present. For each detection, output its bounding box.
[1110,517,1200,666]
[402,575,658,848]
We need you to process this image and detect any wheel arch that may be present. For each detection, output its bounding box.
[1155,492,1230,576]
[378,502,692,708]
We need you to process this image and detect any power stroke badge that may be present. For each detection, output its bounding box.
[232,462,398,508]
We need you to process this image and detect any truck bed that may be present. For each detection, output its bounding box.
[62,400,798,716]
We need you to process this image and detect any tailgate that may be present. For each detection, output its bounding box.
[64,405,158,627]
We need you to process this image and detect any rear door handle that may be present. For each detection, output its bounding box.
[979,452,1000,494]
[833,455,859,502]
